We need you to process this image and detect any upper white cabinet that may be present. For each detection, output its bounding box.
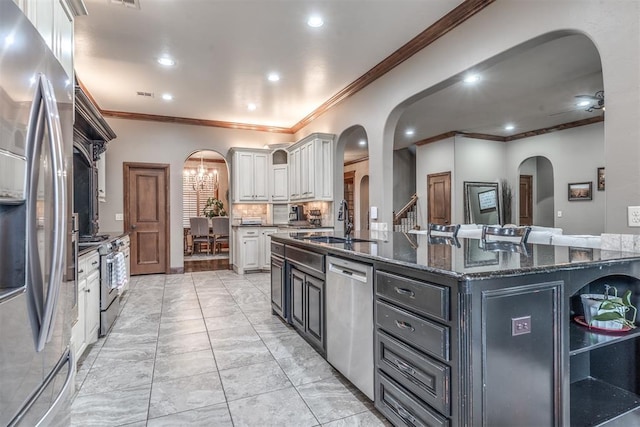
[231,148,269,202]
[16,0,78,79]
[288,133,334,201]
[271,149,288,202]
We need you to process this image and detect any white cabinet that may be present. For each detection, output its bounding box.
[97,152,106,203]
[16,0,75,79]
[72,250,100,360]
[289,148,300,200]
[233,227,278,273]
[271,149,288,202]
[260,227,278,268]
[231,149,269,202]
[287,133,334,201]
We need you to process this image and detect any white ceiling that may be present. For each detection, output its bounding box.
[74,2,604,163]
[74,0,463,129]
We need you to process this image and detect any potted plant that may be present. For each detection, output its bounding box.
[202,197,226,218]
[580,284,637,330]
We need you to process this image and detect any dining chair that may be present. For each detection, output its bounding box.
[189,217,214,254]
[210,216,230,254]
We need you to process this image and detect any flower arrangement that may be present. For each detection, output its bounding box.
[202,197,226,218]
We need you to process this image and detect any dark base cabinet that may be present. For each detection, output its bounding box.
[290,265,325,354]
[270,254,285,319]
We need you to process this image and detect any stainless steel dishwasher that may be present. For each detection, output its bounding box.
[326,255,374,400]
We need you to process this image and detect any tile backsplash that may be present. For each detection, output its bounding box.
[232,204,268,224]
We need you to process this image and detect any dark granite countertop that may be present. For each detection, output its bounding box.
[272,231,640,280]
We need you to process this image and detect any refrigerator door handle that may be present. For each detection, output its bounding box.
[25,74,67,352]
[37,76,67,351]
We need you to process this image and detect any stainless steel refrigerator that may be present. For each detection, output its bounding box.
[0,1,76,425]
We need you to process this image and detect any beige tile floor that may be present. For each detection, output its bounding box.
[71,271,390,426]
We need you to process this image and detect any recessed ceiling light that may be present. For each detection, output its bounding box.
[463,74,480,84]
[247,103,257,111]
[405,129,415,137]
[359,140,367,146]
[504,124,515,131]
[157,56,176,67]
[161,93,173,101]
[268,72,280,82]
[307,15,324,28]
[577,100,591,107]
[4,34,14,46]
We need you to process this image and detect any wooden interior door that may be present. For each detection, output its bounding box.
[519,175,533,226]
[428,172,451,225]
[124,163,170,275]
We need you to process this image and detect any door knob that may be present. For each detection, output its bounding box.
[131,224,137,229]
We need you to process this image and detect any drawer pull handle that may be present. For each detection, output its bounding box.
[394,287,415,298]
[396,405,421,426]
[395,320,415,332]
[395,359,416,376]
[78,269,84,274]
[91,261,99,266]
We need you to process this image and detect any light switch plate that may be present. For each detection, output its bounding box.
[115,213,124,221]
[628,206,640,227]
[370,206,378,220]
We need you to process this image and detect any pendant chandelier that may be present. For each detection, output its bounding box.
[186,155,218,192]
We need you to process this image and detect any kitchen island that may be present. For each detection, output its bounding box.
[270,231,640,427]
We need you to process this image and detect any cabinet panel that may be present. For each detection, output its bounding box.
[236,152,255,200]
[482,283,560,427]
[271,256,285,318]
[241,236,260,270]
[306,275,324,348]
[260,228,277,268]
[271,164,288,201]
[291,268,305,331]
[253,152,269,200]
[289,148,300,200]
[376,271,450,321]
[376,301,450,361]
[85,269,100,345]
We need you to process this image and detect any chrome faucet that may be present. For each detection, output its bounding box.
[338,199,353,239]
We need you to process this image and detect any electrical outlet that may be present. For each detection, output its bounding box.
[115,213,124,221]
[512,316,531,336]
[557,210,563,218]
[628,206,640,227]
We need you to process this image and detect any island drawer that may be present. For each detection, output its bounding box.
[285,245,324,274]
[376,300,450,361]
[376,330,450,415]
[376,371,449,427]
[271,241,285,257]
[376,271,449,321]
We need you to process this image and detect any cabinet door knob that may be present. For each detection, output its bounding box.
[86,289,90,293]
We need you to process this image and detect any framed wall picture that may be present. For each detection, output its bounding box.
[597,167,605,191]
[568,182,592,201]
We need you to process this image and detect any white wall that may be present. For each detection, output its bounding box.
[415,138,455,227]
[99,118,292,271]
[506,122,605,234]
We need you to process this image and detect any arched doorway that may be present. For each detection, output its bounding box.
[517,156,554,227]
[183,150,230,272]
[337,125,370,231]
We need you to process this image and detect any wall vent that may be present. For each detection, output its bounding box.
[109,0,141,10]
[136,91,154,98]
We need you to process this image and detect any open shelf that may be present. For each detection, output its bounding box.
[570,377,640,426]
[570,321,640,356]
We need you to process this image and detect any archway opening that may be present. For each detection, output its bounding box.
[517,156,554,227]
[182,150,230,272]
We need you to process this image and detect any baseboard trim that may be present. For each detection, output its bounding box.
[170,267,184,274]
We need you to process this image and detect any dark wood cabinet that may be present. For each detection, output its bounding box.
[289,265,325,354]
[270,255,285,318]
